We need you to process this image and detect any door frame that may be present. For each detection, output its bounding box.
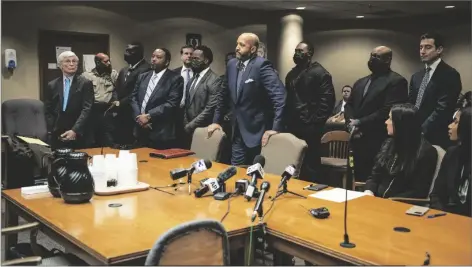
[37,29,110,100]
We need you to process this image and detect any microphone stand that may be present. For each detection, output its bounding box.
[272,179,306,201]
[340,126,356,249]
[187,171,193,195]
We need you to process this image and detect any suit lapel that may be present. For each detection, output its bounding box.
[147,69,169,104]
[228,61,238,104]
[420,61,444,104]
[57,77,64,111]
[356,76,371,109]
[237,60,254,103]
[189,70,211,104]
[360,76,386,109]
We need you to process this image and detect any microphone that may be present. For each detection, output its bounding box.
[207,166,237,193]
[244,155,266,201]
[251,181,270,222]
[170,159,212,180]
[278,164,296,189]
[194,166,237,198]
[340,127,356,249]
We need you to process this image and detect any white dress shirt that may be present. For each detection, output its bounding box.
[425,58,441,84]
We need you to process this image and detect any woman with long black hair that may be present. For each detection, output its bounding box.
[364,103,438,198]
[431,107,471,217]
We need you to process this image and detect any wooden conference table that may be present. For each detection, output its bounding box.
[2,147,472,265]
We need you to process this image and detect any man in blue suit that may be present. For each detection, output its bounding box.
[208,33,286,165]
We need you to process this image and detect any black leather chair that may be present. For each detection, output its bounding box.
[2,99,48,142]
[1,99,50,189]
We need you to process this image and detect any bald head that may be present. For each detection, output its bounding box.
[372,46,392,61]
[94,53,111,73]
[236,33,260,61]
[368,46,392,74]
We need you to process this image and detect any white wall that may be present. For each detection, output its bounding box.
[306,25,471,100]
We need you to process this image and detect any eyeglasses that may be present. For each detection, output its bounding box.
[63,59,79,65]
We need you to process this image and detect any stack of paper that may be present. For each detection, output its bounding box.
[309,188,367,203]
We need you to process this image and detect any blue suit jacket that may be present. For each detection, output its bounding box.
[214,56,286,148]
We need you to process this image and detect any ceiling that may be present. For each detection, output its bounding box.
[204,1,471,19]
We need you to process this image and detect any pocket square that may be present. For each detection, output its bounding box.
[245,78,254,84]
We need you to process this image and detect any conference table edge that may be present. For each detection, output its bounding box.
[2,190,258,265]
[266,228,373,266]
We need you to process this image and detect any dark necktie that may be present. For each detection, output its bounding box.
[415,67,432,108]
[189,73,200,94]
[236,62,246,98]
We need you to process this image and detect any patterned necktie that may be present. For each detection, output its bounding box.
[415,67,432,108]
[189,73,200,94]
[141,74,158,114]
[180,69,192,108]
[236,63,246,99]
[63,78,70,111]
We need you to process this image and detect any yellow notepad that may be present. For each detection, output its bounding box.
[17,136,49,146]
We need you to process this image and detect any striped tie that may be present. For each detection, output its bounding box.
[141,74,158,114]
[415,67,432,108]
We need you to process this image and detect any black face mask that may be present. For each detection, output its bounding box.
[95,62,112,74]
[124,53,141,65]
[368,57,390,74]
[293,52,310,66]
[190,59,206,73]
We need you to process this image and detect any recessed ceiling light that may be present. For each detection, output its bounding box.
[296,7,306,10]
[356,15,365,18]
[445,5,455,8]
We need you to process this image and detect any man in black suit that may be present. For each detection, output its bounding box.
[209,33,286,165]
[112,42,151,146]
[44,51,94,149]
[182,45,221,148]
[344,46,408,182]
[408,32,462,149]
[285,41,335,181]
[130,48,184,149]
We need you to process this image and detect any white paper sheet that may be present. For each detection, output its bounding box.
[48,63,57,69]
[55,46,71,60]
[83,54,96,72]
[309,188,367,203]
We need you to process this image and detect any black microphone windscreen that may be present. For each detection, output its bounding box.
[204,159,213,169]
[217,166,237,183]
[261,181,270,191]
[253,155,265,167]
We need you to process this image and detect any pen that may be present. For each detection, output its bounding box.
[427,213,447,219]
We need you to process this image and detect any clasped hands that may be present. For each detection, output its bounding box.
[136,113,152,130]
[207,123,277,146]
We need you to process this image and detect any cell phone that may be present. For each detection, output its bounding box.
[406,205,430,216]
[304,184,329,191]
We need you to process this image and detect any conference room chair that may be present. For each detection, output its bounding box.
[144,219,230,265]
[1,222,73,266]
[260,133,307,177]
[2,99,51,189]
[1,99,48,142]
[190,127,226,162]
[320,130,350,188]
[389,145,446,206]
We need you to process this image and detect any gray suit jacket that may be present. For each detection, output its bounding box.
[183,68,221,132]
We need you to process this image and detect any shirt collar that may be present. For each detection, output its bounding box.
[426,58,441,72]
[152,68,167,78]
[195,67,210,77]
[181,65,192,73]
[63,74,74,82]
[130,58,144,70]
